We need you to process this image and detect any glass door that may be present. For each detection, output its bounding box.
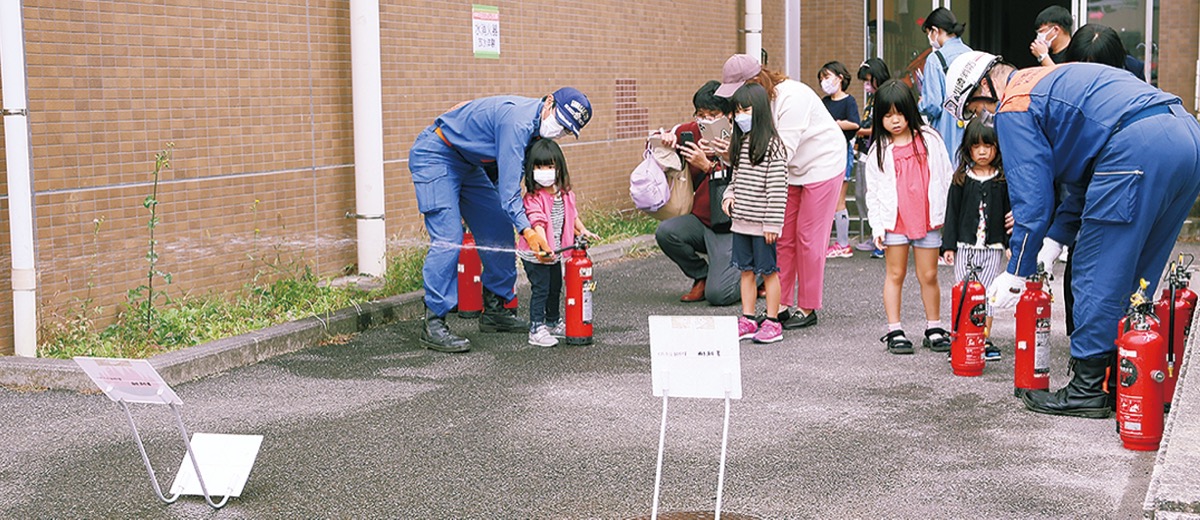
[1075,0,1157,84]
[866,1,968,91]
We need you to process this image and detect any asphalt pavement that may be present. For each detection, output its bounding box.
[1,243,1190,519]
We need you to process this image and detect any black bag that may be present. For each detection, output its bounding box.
[708,165,732,233]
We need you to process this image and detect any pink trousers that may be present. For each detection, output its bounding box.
[778,175,843,310]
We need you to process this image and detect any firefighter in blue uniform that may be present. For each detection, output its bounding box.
[943,52,1200,418]
[409,88,592,353]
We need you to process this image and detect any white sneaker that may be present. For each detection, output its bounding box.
[528,325,558,347]
[548,320,566,338]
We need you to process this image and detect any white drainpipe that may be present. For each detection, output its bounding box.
[349,0,386,276]
[746,0,762,63]
[0,0,39,357]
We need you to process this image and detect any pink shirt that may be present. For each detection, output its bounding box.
[890,136,932,238]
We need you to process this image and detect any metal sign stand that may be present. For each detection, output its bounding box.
[75,357,261,510]
[647,316,742,520]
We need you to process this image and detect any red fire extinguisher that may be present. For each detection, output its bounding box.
[1116,281,1167,452]
[1155,254,1196,413]
[950,259,987,377]
[456,232,483,319]
[1014,262,1053,397]
[560,237,595,345]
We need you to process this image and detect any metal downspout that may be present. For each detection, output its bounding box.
[0,0,39,357]
[349,0,386,276]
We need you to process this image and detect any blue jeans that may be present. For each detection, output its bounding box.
[522,260,562,329]
[409,126,518,316]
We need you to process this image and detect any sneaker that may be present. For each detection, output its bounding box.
[854,240,876,252]
[984,340,1002,361]
[871,248,885,259]
[825,244,853,259]
[753,319,783,344]
[781,309,818,329]
[528,325,558,347]
[548,320,566,338]
[737,316,758,340]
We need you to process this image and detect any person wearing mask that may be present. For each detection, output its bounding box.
[1065,24,1148,80]
[715,54,846,330]
[920,7,972,166]
[654,81,741,306]
[817,61,861,259]
[855,58,892,258]
[943,51,1200,419]
[409,88,592,353]
[1030,5,1073,67]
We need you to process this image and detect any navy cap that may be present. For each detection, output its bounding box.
[551,87,592,137]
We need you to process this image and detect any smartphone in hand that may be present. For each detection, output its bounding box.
[679,131,696,149]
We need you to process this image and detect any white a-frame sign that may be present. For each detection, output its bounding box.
[75,357,262,509]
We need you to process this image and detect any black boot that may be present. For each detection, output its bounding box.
[420,307,470,353]
[479,289,527,333]
[1021,354,1115,419]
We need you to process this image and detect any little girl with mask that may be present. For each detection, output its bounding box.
[817,61,861,258]
[517,139,600,348]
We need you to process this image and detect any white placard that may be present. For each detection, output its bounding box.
[649,316,741,399]
[170,433,263,497]
[74,357,182,405]
[472,5,500,59]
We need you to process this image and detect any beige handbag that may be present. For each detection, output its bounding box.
[646,142,693,221]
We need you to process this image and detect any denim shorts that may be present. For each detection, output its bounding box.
[843,146,855,181]
[731,233,779,275]
[882,229,942,249]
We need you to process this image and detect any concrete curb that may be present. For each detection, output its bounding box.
[1144,313,1200,518]
[0,235,657,392]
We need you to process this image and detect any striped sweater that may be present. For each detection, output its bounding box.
[723,137,789,236]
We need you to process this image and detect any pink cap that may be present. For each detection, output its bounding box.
[715,54,762,98]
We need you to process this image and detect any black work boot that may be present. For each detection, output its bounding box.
[420,307,471,353]
[479,289,527,333]
[1021,354,1115,419]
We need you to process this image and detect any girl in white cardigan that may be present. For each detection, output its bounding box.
[864,80,954,355]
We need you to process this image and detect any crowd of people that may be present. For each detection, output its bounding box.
[407,6,1200,421]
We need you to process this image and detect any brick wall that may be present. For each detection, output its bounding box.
[0,0,747,355]
[1160,1,1199,113]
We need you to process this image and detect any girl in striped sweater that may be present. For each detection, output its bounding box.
[721,83,790,344]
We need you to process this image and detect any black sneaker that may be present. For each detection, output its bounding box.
[881,330,913,355]
[781,310,818,329]
[984,340,1002,361]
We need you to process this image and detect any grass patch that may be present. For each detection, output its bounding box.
[38,208,656,360]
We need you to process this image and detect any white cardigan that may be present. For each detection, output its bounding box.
[864,126,954,239]
[771,79,847,186]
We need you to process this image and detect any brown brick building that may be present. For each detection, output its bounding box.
[0,1,1196,355]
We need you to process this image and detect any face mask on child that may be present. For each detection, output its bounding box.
[533,168,557,187]
[820,77,840,96]
[734,113,753,133]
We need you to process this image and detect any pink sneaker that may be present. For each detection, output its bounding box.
[826,244,853,258]
[737,316,758,340]
[753,319,783,344]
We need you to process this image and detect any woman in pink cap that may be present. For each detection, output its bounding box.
[714,54,847,329]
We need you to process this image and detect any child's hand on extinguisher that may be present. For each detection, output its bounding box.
[941,250,955,265]
[522,228,554,263]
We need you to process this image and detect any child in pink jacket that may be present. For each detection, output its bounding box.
[516,139,599,347]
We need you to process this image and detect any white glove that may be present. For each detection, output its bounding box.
[987,271,1026,309]
[1036,237,1064,270]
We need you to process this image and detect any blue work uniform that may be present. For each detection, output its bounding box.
[409,96,541,316]
[997,63,1200,360]
[919,37,971,165]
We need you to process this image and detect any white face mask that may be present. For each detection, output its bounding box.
[734,113,753,133]
[1036,29,1056,47]
[928,29,942,50]
[820,77,840,96]
[533,168,557,187]
[540,115,566,140]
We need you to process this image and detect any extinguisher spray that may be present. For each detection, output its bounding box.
[1116,279,1168,451]
[1014,262,1052,397]
[950,257,987,377]
[558,236,595,345]
[456,231,483,319]
[1155,254,1197,413]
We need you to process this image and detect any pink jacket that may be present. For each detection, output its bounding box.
[517,188,578,252]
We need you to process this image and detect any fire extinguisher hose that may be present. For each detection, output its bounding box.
[1169,278,1177,376]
